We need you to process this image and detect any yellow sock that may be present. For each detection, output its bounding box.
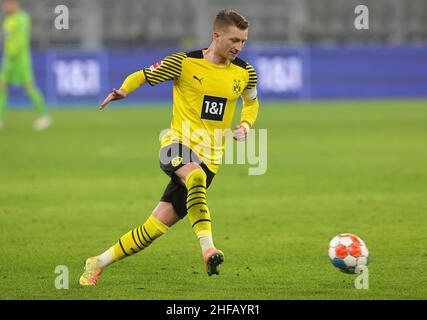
[108,215,169,262]
[185,168,212,239]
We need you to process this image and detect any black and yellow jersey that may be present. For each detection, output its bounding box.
[121,49,259,173]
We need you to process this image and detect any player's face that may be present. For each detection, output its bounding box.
[3,1,19,14]
[215,26,248,61]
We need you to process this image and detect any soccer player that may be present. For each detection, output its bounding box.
[0,0,51,130]
[80,9,259,286]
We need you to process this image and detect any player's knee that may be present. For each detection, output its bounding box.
[188,167,206,185]
[176,162,202,183]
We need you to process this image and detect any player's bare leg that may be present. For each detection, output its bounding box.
[152,201,180,227]
[175,163,224,276]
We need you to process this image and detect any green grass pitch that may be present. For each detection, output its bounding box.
[0,100,426,299]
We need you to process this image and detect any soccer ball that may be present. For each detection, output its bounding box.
[328,233,369,274]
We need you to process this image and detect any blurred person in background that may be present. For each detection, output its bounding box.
[0,0,51,130]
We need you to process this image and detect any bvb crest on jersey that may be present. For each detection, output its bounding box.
[232,79,241,95]
[171,156,183,167]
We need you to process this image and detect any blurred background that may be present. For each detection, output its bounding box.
[14,0,427,48]
[1,0,427,106]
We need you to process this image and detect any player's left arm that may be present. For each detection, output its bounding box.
[233,64,259,141]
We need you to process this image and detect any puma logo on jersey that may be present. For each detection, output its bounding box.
[193,75,204,85]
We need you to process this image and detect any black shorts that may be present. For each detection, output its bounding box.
[159,143,215,219]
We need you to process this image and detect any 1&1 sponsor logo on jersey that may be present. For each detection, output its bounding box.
[201,95,227,121]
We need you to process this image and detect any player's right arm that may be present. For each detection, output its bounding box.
[98,71,145,110]
[99,87,128,110]
[99,52,186,110]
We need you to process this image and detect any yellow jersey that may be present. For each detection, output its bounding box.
[122,50,259,173]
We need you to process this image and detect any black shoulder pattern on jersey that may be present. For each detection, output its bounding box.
[245,63,257,90]
[186,50,204,59]
[143,52,187,86]
[231,57,247,69]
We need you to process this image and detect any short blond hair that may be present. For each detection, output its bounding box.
[214,9,249,31]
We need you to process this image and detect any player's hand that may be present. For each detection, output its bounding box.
[98,88,127,110]
[233,122,250,141]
